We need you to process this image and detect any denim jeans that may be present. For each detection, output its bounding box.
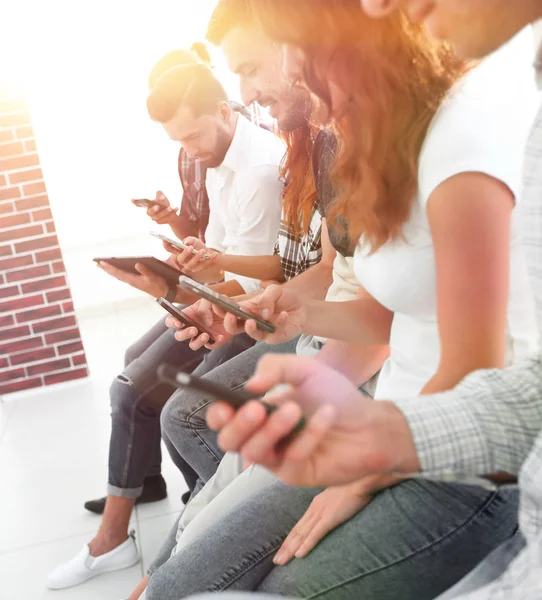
[107,316,255,498]
[160,338,300,495]
[145,478,519,600]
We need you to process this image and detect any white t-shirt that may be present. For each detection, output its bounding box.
[353,40,540,400]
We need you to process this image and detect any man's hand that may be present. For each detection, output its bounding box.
[222,285,306,345]
[207,354,420,487]
[97,261,168,299]
[274,484,372,565]
[165,299,233,350]
[147,191,177,225]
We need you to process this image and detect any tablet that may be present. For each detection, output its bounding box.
[94,256,183,288]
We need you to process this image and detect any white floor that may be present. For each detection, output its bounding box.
[0,300,188,600]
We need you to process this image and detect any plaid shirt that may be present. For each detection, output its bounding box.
[177,148,210,242]
[392,36,542,600]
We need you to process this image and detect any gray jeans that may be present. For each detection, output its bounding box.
[107,317,255,498]
[145,478,519,600]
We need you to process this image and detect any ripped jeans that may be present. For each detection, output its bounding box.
[107,317,255,499]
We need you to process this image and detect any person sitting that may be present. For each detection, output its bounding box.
[47,59,285,591]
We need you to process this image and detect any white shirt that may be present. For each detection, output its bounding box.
[204,115,285,293]
[354,39,540,400]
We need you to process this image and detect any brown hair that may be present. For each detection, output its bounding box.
[147,64,228,123]
[251,0,466,250]
[207,0,316,237]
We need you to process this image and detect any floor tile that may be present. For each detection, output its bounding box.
[137,513,180,575]
[0,532,142,600]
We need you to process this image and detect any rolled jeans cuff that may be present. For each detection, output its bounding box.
[107,483,144,499]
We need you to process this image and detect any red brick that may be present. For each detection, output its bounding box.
[6,264,51,283]
[0,254,34,271]
[0,186,20,201]
[0,130,14,143]
[10,346,55,366]
[51,261,65,274]
[46,221,56,234]
[0,224,43,243]
[46,288,70,303]
[15,125,35,140]
[62,300,74,313]
[0,294,44,312]
[23,139,36,153]
[0,377,42,395]
[0,174,5,186]
[35,248,62,264]
[0,213,30,229]
[0,112,30,128]
[0,201,15,215]
[27,358,71,376]
[15,234,59,254]
[0,357,8,369]
[0,141,24,158]
[44,327,80,345]
[8,168,43,185]
[57,340,84,355]
[0,367,25,383]
[15,196,49,213]
[22,181,46,196]
[16,304,62,324]
[21,274,65,294]
[71,353,87,367]
[0,324,31,341]
[0,153,39,173]
[0,333,40,354]
[0,314,14,329]
[44,367,88,386]
[31,207,52,222]
[0,285,18,299]
[32,315,76,334]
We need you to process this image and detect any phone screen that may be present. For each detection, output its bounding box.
[132,198,155,208]
[178,276,276,334]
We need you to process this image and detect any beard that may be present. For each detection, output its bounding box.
[200,127,233,169]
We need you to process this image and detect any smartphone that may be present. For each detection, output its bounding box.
[156,297,216,345]
[156,365,306,435]
[132,198,157,208]
[149,231,209,259]
[178,276,276,334]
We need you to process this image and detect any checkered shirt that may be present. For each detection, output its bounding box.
[391,38,542,600]
[177,148,210,242]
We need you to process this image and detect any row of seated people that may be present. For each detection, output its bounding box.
[47,0,542,599]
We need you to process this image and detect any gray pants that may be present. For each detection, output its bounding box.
[107,317,255,498]
[145,478,519,600]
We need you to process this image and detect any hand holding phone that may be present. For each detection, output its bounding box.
[150,231,210,259]
[156,298,216,345]
[178,276,276,333]
[132,198,156,209]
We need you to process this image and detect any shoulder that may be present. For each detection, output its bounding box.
[418,36,540,207]
[242,118,286,167]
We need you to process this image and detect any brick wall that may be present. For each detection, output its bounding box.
[0,87,88,395]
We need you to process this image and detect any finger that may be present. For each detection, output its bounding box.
[151,207,173,221]
[207,401,236,431]
[163,241,182,255]
[205,334,226,350]
[154,190,169,206]
[294,520,332,558]
[282,404,337,464]
[165,316,182,329]
[244,319,269,342]
[274,512,318,566]
[98,261,134,284]
[239,402,304,464]
[211,302,227,319]
[175,247,195,268]
[223,312,247,335]
[195,300,215,328]
[254,285,283,320]
[188,333,210,351]
[174,327,199,342]
[184,249,208,272]
[216,401,269,452]
[246,355,317,395]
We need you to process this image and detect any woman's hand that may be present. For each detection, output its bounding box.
[97,261,168,299]
[165,299,233,350]
[167,237,223,282]
[274,484,372,565]
[222,285,307,345]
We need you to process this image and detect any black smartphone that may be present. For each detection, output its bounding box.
[132,198,157,208]
[178,276,276,334]
[93,256,184,288]
[156,298,216,345]
[156,364,306,434]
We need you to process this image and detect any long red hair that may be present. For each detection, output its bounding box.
[251,0,466,251]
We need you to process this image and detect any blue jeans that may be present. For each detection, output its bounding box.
[107,317,255,497]
[145,477,519,600]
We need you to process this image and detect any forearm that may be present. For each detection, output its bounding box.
[216,254,285,282]
[282,262,334,301]
[393,356,542,478]
[303,297,393,345]
[174,279,245,304]
[169,213,199,241]
[316,340,389,388]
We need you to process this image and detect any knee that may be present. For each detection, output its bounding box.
[109,372,137,416]
[123,340,140,367]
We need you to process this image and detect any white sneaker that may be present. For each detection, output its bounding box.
[46,531,140,590]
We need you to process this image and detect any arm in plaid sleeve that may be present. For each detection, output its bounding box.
[393,356,542,478]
